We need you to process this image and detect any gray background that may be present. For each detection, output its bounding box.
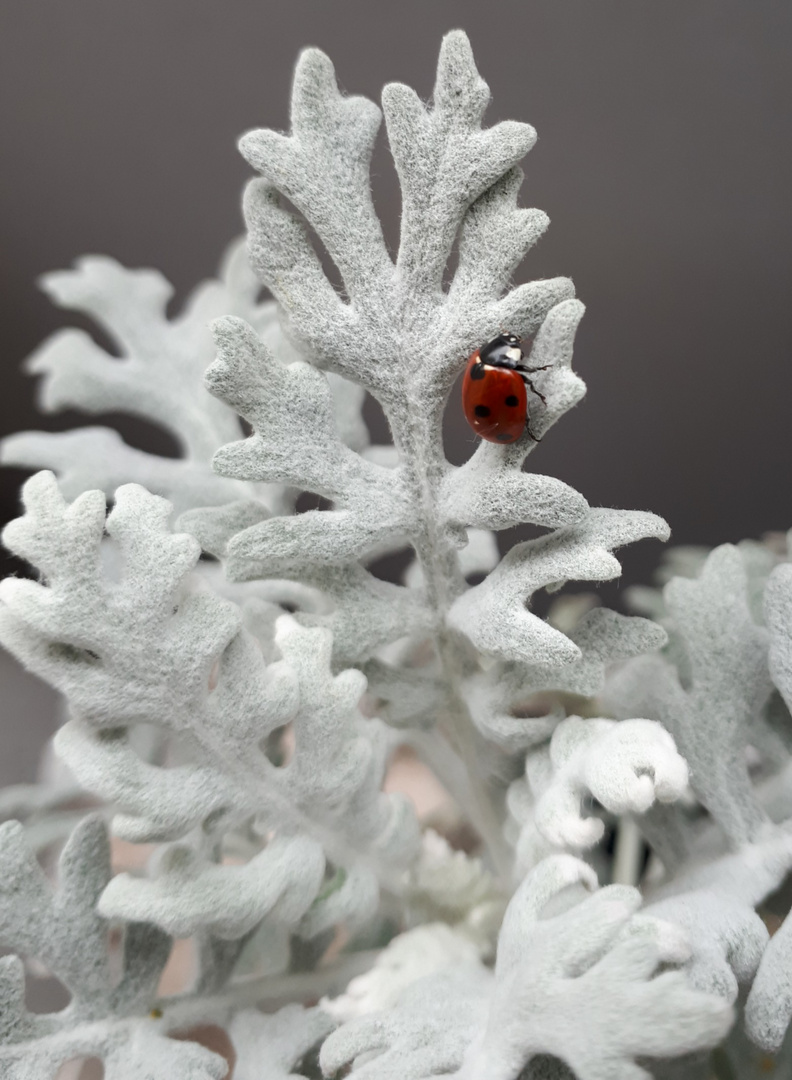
[1,1,791,782]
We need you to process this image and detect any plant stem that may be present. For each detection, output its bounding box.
[158,949,381,1022]
[612,816,643,886]
[391,394,512,884]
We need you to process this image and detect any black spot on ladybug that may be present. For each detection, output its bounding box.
[474,404,491,418]
[496,433,513,442]
[469,363,486,380]
[505,395,519,407]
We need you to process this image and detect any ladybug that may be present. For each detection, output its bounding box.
[461,333,549,444]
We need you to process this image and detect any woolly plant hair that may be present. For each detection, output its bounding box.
[1,27,791,1080]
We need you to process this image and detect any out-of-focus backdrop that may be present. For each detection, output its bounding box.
[1,0,791,781]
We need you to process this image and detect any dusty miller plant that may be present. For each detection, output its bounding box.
[1,28,791,1080]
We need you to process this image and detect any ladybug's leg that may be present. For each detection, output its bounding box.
[514,363,551,375]
[525,417,542,442]
[519,375,548,406]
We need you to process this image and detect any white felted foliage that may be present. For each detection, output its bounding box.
[0,238,370,521]
[228,1005,334,1080]
[204,28,668,671]
[0,813,228,1079]
[0,812,331,1078]
[605,543,775,850]
[637,821,792,1014]
[601,537,792,1068]
[1,28,773,1080]
[405,829,503,935]
[185,28,672,881]
[0,472,418,944]
[743,562,792,1053]
[320,922,483,1024]
[512,715,688,854]
[466,606,668,753]
[1,242,258,516]
[0,752,87,855]
[321,856,732,1080]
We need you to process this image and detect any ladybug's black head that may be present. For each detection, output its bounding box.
[480,333,523,368]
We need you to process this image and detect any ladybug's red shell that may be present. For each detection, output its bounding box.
[462,350,528,444]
